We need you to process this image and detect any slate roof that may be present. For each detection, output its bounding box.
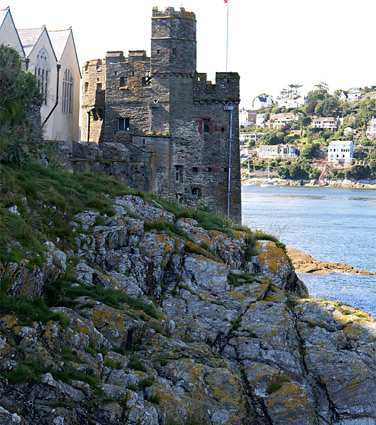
[48,28,70,61]
[0,8,9,27]
[18,27,44,56]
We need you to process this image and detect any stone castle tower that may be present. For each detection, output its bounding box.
[81,7,241,222]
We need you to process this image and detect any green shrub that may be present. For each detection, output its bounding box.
[266,374,291,394]
[0,294,68,327]
[127,356,146,372]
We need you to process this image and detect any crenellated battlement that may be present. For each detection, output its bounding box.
[193,72,240,103]
[152,6,196,20]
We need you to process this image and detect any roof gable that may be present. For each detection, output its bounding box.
[0,8,8,27]
[0,7,25,58]
[48,28,70,61]
[18,27,44,57]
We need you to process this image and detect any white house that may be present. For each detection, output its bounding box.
[258,144,299,159]
[367,117,376,138]
[239,109,256,127]
[0,7,80,143]
[277,96,307,109]
[339,88,362,103]
[328,140,354,164]
[253,95,273,110]
[239,133,263,142]
[311,117,340,131]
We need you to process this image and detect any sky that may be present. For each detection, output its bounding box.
[2,0,376,108]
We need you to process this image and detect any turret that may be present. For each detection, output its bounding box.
[151,7,196,75]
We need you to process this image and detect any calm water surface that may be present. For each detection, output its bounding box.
[242,185,376,316]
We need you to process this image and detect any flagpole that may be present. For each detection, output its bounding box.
[226,0,229,72]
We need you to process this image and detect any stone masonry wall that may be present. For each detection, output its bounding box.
[80,7,242,223]
[81,59,106,143]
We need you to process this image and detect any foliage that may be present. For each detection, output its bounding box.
[127,356,146,372]
[45,276,158,318]
[314,96,340,117]
[299,142,320,160]
[0,45,42,136]
[0,293,68,327]
[2,137,31,168]
[266,374,291,394]
[259,129,287,145]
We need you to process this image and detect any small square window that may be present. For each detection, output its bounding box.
[192,167,198,173]
[97,83,102,90]
[118,117,130,132]
[191,187,201,198]
[120,77,125,87]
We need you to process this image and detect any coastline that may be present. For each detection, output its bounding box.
[242,177,376,189]
[286,247,376,276]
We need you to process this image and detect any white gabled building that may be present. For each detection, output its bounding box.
[277,96,307,109]
[0,7,24,57]
[328,140,354,164]
[253,95,273,110]
[366,117,376,138]
[339,88,363,103]
[0,7,80,143]
[239,109,256,127]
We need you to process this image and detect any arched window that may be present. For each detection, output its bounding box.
[35,48,51,105]
[62,68,74,114]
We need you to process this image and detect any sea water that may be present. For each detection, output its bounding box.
[242,185,376,317]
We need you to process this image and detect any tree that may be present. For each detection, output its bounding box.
[305,100,318,115]
[0,46,42,135]
[297,115,311,136]
[314,81,329,92]
[300,142,319,160]
[314,96,340,117]
[289,161,310,179]
[259,129,286,145]
[0,45,43,166]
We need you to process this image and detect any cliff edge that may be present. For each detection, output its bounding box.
[1,163,376,425]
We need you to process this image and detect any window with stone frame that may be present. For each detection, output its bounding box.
[175,165,183,183]
[34,48,51,105]
[190,187,201,198]
[203,119,210,134]
[118,117,130,132]
[62,67,74,114]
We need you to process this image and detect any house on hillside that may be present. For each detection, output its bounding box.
[258,144,299,159]
[240,133,263,143]
[239,109,256,127]
[367,117,376,138]
[256,114,266,127]
[328,140,354,164]
[311,117,340,131]
[0,7,80,143]
[253,95,273,110]
[339,88,362,103]
[277,96,306,109]
[267,113,297,129]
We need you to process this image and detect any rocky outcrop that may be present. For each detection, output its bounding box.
[287,247,376,275]
[1,194,375,424]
